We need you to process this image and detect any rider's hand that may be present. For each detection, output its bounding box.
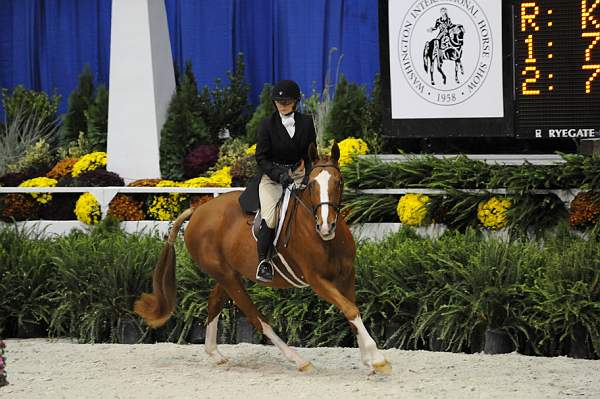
[278,172,294,188]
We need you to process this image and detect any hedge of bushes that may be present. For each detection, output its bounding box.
[1,221,598,359]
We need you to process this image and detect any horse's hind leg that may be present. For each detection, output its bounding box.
[219,274,313,371]
[310,276,390,373]
[204,284,229,364]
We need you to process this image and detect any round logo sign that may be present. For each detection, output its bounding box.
[397,0,493,106]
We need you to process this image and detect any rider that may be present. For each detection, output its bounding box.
[428,7,454,41]
[254,80,317,282]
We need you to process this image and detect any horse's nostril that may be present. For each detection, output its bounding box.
[331,222,336,230]
[316,224,321,230]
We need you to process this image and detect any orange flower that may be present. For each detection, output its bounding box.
[47,158,79,180]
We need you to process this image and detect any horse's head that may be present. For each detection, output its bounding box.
[305,142,343,241]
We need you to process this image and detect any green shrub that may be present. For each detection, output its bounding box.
[59,65,95,148]
[160,61,209,180]
[0,225,58,336]
[198,53,251,142]
[86,84,109,152]
[324,74,368,142]
[245,83,273,144]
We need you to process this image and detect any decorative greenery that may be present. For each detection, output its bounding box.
[147,180,187,221]
[245,83,273,143]
[0,194,40,221]
[477,197,512,230]
[72,169,124,187]
[7,138,54,174]
[337,137,369,167]
[160,61,209,180]
[46,158,79,180]
[59,65,95,148]
[569,192,600,230]
[71,151,107,177]
[108,195,146,221]
[0,96,60,176]
[396,194,430,226]
[85,84,109,152]
[198,53,251,141]
[1,225,599,358]
[75,193,101,225]
[324,74,368,142]
[18,177,58,205]
[183,144,220,178]
[1,85,61,132]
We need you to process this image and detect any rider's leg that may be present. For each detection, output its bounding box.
[256,175,281,282]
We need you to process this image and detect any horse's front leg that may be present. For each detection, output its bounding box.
[455,60,460,83]
[219,274,314,372]
[310,276,391,373]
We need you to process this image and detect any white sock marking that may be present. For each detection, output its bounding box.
[204,315,227,363]
[350,316,386,368]
[259,318,310,369]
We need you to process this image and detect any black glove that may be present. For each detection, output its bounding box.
[278,172,294,188]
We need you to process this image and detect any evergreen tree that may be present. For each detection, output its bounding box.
[324,74,368,142]
[245,83,273,143]
[365,73,383,137]
[198,53,251,141]
[86,84,109,151]
[160,61,208,179]
[60,65,94,147]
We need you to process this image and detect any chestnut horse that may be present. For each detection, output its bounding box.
[134,143,390,373]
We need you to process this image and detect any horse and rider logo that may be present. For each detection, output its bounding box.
[398,1,493,106]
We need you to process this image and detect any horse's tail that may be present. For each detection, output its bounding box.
[134,207,195,328]
[424,41,429,72]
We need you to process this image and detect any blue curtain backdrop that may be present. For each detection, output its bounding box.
[0,0,379,119]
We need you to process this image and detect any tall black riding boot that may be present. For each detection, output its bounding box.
[256,220,275,282]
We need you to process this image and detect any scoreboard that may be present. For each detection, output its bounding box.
[515,1,600,138]
[380,0,600,139]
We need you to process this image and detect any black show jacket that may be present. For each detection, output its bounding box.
[239,111,316,213]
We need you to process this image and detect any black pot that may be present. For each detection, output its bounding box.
[568,326,593,359]
[235,316,260,344]
[117,319,145,344]
[484,328,514,354]
[428,335,446,352]
[16,321,48,338]
[188,319,206,344]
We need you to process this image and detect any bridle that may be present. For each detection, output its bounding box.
[283,163,343,245]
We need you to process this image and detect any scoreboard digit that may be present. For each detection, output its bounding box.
[515,1,600,138]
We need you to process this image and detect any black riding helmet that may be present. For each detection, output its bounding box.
[271,80,301,101]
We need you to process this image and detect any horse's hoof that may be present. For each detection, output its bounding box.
[298,362,316,372]
[215,357,229,365]
[372,360,392,374]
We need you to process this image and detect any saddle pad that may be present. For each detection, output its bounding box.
[251,186,292,246]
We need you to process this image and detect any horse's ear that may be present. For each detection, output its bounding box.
[331,141,340,164]
[308,143,318,162]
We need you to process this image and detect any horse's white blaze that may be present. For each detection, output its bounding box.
[315,170,331,234]
[259,318,310,369]
[204,315,227,363]
[350,316,386,368]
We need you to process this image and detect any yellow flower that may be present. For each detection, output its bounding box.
[147,180,187,221]
[75,192,101,225]
[477,197,512,230]
[338,137,369,166]
[396,194,430,226]
[208,166,232,187]
[245,144,257,156]
[18,177,58,204]
[72,152,107,177]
